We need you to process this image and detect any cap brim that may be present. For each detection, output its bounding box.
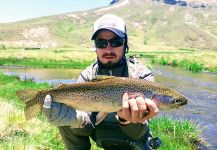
[91,27,125,40]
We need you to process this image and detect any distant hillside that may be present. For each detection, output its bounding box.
[0,0,217,51]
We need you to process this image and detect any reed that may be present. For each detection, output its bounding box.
[151,51,217,72]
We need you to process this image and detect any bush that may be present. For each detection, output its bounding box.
[0,44,6,50]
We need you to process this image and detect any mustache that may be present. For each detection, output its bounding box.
[102,53,117,57]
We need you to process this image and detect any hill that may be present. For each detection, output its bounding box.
[0,0,217,51]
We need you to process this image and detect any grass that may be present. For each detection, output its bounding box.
[128,49,217,73]
[1,48,217,73]
[150,50,217,72]
[149,117,202,150]
[0,72,202,149]
[0,57,92,69]
[0,48,95,69]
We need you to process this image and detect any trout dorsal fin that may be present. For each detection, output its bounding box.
[16,89,39,102]
[92,75,115,82]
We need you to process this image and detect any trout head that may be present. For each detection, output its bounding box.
[152,92,188,110]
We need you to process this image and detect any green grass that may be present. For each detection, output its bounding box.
[155,57,204,72]
[128,50,217,73]
[0,48,217,73]
[0,57,92,69]
[149,117,202,150]
[0,49,96,69]
[1,49,217,73]
[0,72,202,149]
[150,50,217,72]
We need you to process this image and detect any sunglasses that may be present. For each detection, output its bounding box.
[94,37,124,49]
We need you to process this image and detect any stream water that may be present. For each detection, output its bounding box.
[153,66,217,150]
[0,65,216,149]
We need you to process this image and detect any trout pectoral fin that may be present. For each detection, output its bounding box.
[95,112,108,125]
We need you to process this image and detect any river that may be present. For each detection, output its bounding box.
[0,65,216,149]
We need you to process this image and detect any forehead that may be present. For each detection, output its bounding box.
[96,30,117,39]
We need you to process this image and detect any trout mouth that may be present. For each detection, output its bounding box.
[170,97,188,109]
[173,97,188,105]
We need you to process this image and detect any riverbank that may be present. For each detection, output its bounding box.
[0,48,217,73]
[129,49,217,73]
[0,49,95,69]
[0,72,202,149]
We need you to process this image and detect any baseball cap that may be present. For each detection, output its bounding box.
[91,14,127,40]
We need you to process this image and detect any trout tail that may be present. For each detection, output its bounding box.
[16,89,47,120]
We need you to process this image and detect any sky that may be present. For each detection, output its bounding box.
[0,0,111,23]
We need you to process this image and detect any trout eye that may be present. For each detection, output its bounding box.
[174,97,187,105]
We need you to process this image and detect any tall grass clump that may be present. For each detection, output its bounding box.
[0,44,6,50]
[151,50,217,72]
[181,59,203,72]
[149,116,202,150]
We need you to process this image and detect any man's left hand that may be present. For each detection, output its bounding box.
[117,92,159,124]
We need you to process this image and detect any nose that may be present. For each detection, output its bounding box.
[104,42,113,51]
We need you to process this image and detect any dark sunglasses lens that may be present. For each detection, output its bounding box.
[95,40,108,48]
[110,38,124,47]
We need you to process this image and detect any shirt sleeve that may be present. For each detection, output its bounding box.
[77,63,95,83]
[136,60,155,82]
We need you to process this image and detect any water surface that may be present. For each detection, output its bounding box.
[153,65,217,150]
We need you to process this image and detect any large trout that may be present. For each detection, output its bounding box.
[16,76,188,120]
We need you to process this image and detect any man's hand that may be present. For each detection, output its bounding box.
[117,93,159,124]
[42,95,91,127]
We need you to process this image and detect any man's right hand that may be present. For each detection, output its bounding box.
[117,93,159,124]
[42,95,91,127]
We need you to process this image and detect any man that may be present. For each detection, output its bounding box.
[43,14,159,150]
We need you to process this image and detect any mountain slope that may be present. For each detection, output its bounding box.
[0,0,217,51]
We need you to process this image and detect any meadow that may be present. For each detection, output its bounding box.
[129,48,217,72]
[1,48,216,73]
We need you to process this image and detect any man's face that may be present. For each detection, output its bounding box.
[95,30,124,67]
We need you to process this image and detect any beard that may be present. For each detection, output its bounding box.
[97,54,126,69]
[101,61,116,68]
[99,52,117,68]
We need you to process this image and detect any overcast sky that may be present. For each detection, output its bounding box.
[0,0,111,23]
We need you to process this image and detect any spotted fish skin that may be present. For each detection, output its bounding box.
[16,76,188,120]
